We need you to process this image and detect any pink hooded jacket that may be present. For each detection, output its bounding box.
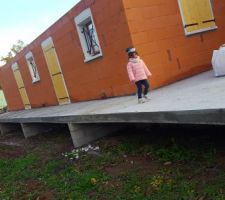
[127,58,152,82]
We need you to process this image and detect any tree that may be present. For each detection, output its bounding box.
[10,40,25,55]
[0,52,13,64]
[0,40,25,65]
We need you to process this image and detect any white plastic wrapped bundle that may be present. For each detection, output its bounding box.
[212,45,225,77]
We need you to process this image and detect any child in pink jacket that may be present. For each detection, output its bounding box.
[126,47,152,103]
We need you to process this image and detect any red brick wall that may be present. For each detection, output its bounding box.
[0,45,59,111]
[54,0,134,101]
[123,0,225,88]
[0,66,23,111]
[0,0,133,111]
[18,46,59,108]
[4,0,223,111]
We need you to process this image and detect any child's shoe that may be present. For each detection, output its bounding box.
[138,98,145,104]
[143,95,151,101]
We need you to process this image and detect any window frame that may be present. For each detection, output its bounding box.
[25,52,40,83]
[178,0,217,36]
[74,8,103,62]
[11,62,19,72]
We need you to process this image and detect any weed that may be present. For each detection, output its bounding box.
[150,175,164,190]
[0,131,225,199]
[154,145,195,162]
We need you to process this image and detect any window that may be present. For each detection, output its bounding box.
[178,0,217,36]
[75,8,103,62]
[25,52,40,83]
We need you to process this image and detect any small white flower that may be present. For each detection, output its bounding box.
[82,147,87,152]
[94,146,100,151]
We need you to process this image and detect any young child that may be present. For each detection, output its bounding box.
[126,47,152,103]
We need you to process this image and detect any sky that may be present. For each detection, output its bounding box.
[0,0,80,65]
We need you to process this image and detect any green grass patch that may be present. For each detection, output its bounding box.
[0,131,225,199]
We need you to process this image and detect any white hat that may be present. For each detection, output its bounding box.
[126,47,136,54]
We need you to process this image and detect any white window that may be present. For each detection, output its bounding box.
[75,8,103,62]
[25,52,40,83]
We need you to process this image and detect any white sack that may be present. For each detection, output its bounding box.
[212,45,225,77]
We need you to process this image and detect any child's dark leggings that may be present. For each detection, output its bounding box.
[135,79,149,99]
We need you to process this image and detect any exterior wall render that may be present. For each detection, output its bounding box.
[123,0,225,88]
[1,0,225,111]
[0,0,133,111]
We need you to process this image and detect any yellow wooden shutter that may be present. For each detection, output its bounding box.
[41,37,70,105]
[12,63,31,109]
[178,0,199,33]
[196,0,216,30]
[178,0,217,36]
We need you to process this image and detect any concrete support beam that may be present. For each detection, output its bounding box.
[21,123,55,138]
[0,123,21,135]
[68,123,124,147]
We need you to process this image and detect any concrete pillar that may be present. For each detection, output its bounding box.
[0,123,21,135]
[68,123,124,147]
[21,123,55,138]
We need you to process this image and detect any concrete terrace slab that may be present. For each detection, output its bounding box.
[1,70,225,125]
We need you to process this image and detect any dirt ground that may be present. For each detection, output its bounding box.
[0,126,73,157]
[1,124,225,200]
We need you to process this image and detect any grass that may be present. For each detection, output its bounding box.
[0,124,225,199]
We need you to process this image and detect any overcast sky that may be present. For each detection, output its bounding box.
[0,0,80,65]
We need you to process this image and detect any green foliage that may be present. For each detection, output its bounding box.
[203,174,225,200]
[0,154,37,199]
[0,52,13,64]
[0,154,37,182]
[0,133,224,199]
[41,163,101,199]
[154,140,196,162]
[0,40,25,64]
[10,40,25,55]
[151,137,217,163]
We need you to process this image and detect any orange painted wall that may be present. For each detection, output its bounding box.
[0,0,133,111]
[123,0,225,88]
[1,0,225,111]
[53,0,134,101]
[0,66,24,111]
[17,46,59,108]
[0,45,59,111]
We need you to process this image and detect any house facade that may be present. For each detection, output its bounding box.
[0,0,225,111]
